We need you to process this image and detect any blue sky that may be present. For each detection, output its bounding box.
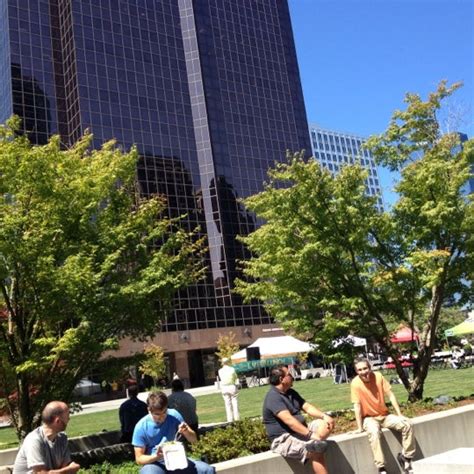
[289,0,473,205]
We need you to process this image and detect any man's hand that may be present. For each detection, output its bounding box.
[322,414,335,431]
[67,462,81,473]
[177,421,198,444]
[178,422,189,434]
[154,446,164,461]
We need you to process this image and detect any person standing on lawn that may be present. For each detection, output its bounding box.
[351,358,416,474]
[262,365,335,474]
[217,357,240,422]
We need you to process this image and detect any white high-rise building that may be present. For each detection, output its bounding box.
[309,125,384,210]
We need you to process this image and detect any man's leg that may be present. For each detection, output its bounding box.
[271,433,326,473]
[363,416,385,469]
[221,388,234,422]
[382,414,415,459]
[229,386,240,421]
[186,459,216,474]
[140,463,167,474]
[308,452,328,474]
[308,419,333,441]
[306,421,331,474]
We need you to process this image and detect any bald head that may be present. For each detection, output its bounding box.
[41,401,69,425]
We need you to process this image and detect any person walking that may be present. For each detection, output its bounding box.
[350,358,416,474]
[218,357,240,422]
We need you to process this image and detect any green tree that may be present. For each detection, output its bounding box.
[215,331,240,363]
[0,118,204,439]
[139,344,167,386]
[235,82,473,401]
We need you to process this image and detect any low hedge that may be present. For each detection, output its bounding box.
[78,460,138,473]
[190,418,270,464]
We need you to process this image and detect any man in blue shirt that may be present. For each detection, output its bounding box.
[132,391,214,474]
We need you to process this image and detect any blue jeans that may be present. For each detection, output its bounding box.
[139,458,215,474]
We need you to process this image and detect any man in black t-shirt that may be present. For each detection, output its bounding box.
[119,384,148,443]
[262,366,335,474]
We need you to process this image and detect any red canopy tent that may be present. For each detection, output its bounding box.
[390,326,419,344]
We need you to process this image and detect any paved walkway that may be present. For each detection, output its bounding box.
[76,383,221,416]
[0,384,222,427]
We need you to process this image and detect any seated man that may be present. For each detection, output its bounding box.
[168,379,199,433]
[262,365,335,474]
[351,358,416,474]
[13,401,80,473]
[132,391,214,474]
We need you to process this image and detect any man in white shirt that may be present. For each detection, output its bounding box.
[218,358,240,422]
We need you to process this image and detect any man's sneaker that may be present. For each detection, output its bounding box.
[397,453,412,473]
[306,439,328,453]
[377,468,387,474]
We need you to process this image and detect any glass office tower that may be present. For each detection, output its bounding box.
[309,125,384,210]
[1,0,311,385]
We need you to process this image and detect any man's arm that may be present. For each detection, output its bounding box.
[178,422,198,444]
[134,446,163,466]
[119,405,125,428]
[32,462,81,473]
[353,403,364,433]
[275,409,312,438]
[388,390,404,417]
[302,402,335,431]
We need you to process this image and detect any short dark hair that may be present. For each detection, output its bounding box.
[41,401,68,424]
[353,357,370,368]
[171,379,184,392]
[269,366,287,386]
[128,384,139,398]
[147,391,168,411]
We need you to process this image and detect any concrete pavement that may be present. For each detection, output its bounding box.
[76,383,221,416]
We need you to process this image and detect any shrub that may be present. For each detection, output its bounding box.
[190,418,270,464]
[78,460,138,473]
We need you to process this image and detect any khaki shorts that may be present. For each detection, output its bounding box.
[270,420,324,464]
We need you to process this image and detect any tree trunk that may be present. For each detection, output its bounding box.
[16,375,34,440]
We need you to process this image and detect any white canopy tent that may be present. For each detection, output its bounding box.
[231,335,315,363]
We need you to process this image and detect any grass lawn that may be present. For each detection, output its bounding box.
[1,366,473,451]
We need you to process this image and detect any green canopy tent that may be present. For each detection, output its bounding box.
[232,356,295,374]
[444,316,474,337]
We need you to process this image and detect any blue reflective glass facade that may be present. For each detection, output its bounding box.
[1,0,310,340]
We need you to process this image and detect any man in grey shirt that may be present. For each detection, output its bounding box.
[168,379,199,433]
[13,401,80,473]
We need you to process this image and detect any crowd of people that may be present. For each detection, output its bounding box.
[13,358,418,474]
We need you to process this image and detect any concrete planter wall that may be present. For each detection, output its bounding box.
[1,405,473,473]
[213,405,474,473]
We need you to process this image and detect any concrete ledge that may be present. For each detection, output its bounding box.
[1,405,473,473]
[0,430,122,468]
[213,404,474,473]
[412,447,474,474]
